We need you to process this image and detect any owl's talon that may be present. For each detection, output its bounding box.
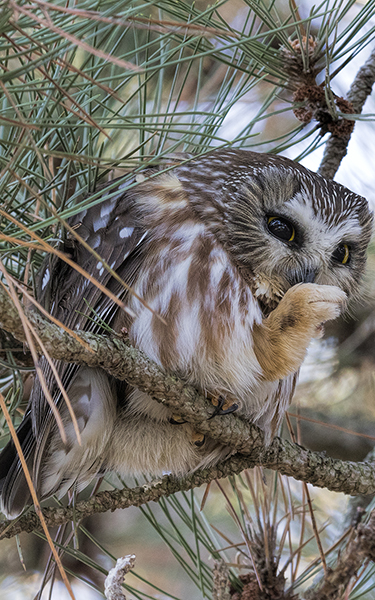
[208,395,239,419]
[213,403,239,417]
[192,432,205,447]
[169,414,187,425]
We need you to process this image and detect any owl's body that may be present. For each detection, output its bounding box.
[0,149,372,518]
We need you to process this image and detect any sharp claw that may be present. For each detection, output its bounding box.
[169,414,187,425]
[216,403,239,416]
[208,394,226,419]
[208,395,239,420]
[192,432,205,447]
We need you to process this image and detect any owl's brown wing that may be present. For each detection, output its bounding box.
[0,179,149,516]
[31,180,147,438]
[39,182,146,328]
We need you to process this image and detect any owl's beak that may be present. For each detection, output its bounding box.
[287,267,316,286]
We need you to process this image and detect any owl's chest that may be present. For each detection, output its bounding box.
[126,223,264,399]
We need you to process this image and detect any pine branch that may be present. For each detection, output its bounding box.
[305,511,375,600]
[1,286,375,538]
[318,46,375,180]
[1,443,375,539]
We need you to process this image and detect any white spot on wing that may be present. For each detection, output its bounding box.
[120,227,134,239]
[93,214,110,232]
[100,197,117,218]
[96,261,105,276]
[42,268,50,290]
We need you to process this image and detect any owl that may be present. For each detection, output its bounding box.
[0,149,372,518]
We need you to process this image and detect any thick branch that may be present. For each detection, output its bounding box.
[1,286,375,538]
[318,46,375,179]
[1,445,375,539]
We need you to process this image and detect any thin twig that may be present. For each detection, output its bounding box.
[286,414,327,574]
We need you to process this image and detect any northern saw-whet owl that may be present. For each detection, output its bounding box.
[0,149,372,518]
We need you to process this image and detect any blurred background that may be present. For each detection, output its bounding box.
[0,0,375,597]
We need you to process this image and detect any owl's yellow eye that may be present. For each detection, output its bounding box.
[332,243,351,265]
[267,216,295,243]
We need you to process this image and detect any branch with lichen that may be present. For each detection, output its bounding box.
[1,285,375,538]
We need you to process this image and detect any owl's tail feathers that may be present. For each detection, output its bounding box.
[0,413,35,519]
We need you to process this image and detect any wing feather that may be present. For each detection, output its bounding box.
[1,178,148,511]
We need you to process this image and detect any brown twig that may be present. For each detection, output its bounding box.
[305,511,375,600]
[318,46,375,180]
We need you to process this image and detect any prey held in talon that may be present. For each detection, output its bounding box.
[0,148,372,519]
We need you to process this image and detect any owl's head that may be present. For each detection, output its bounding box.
[178,149,373,314]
